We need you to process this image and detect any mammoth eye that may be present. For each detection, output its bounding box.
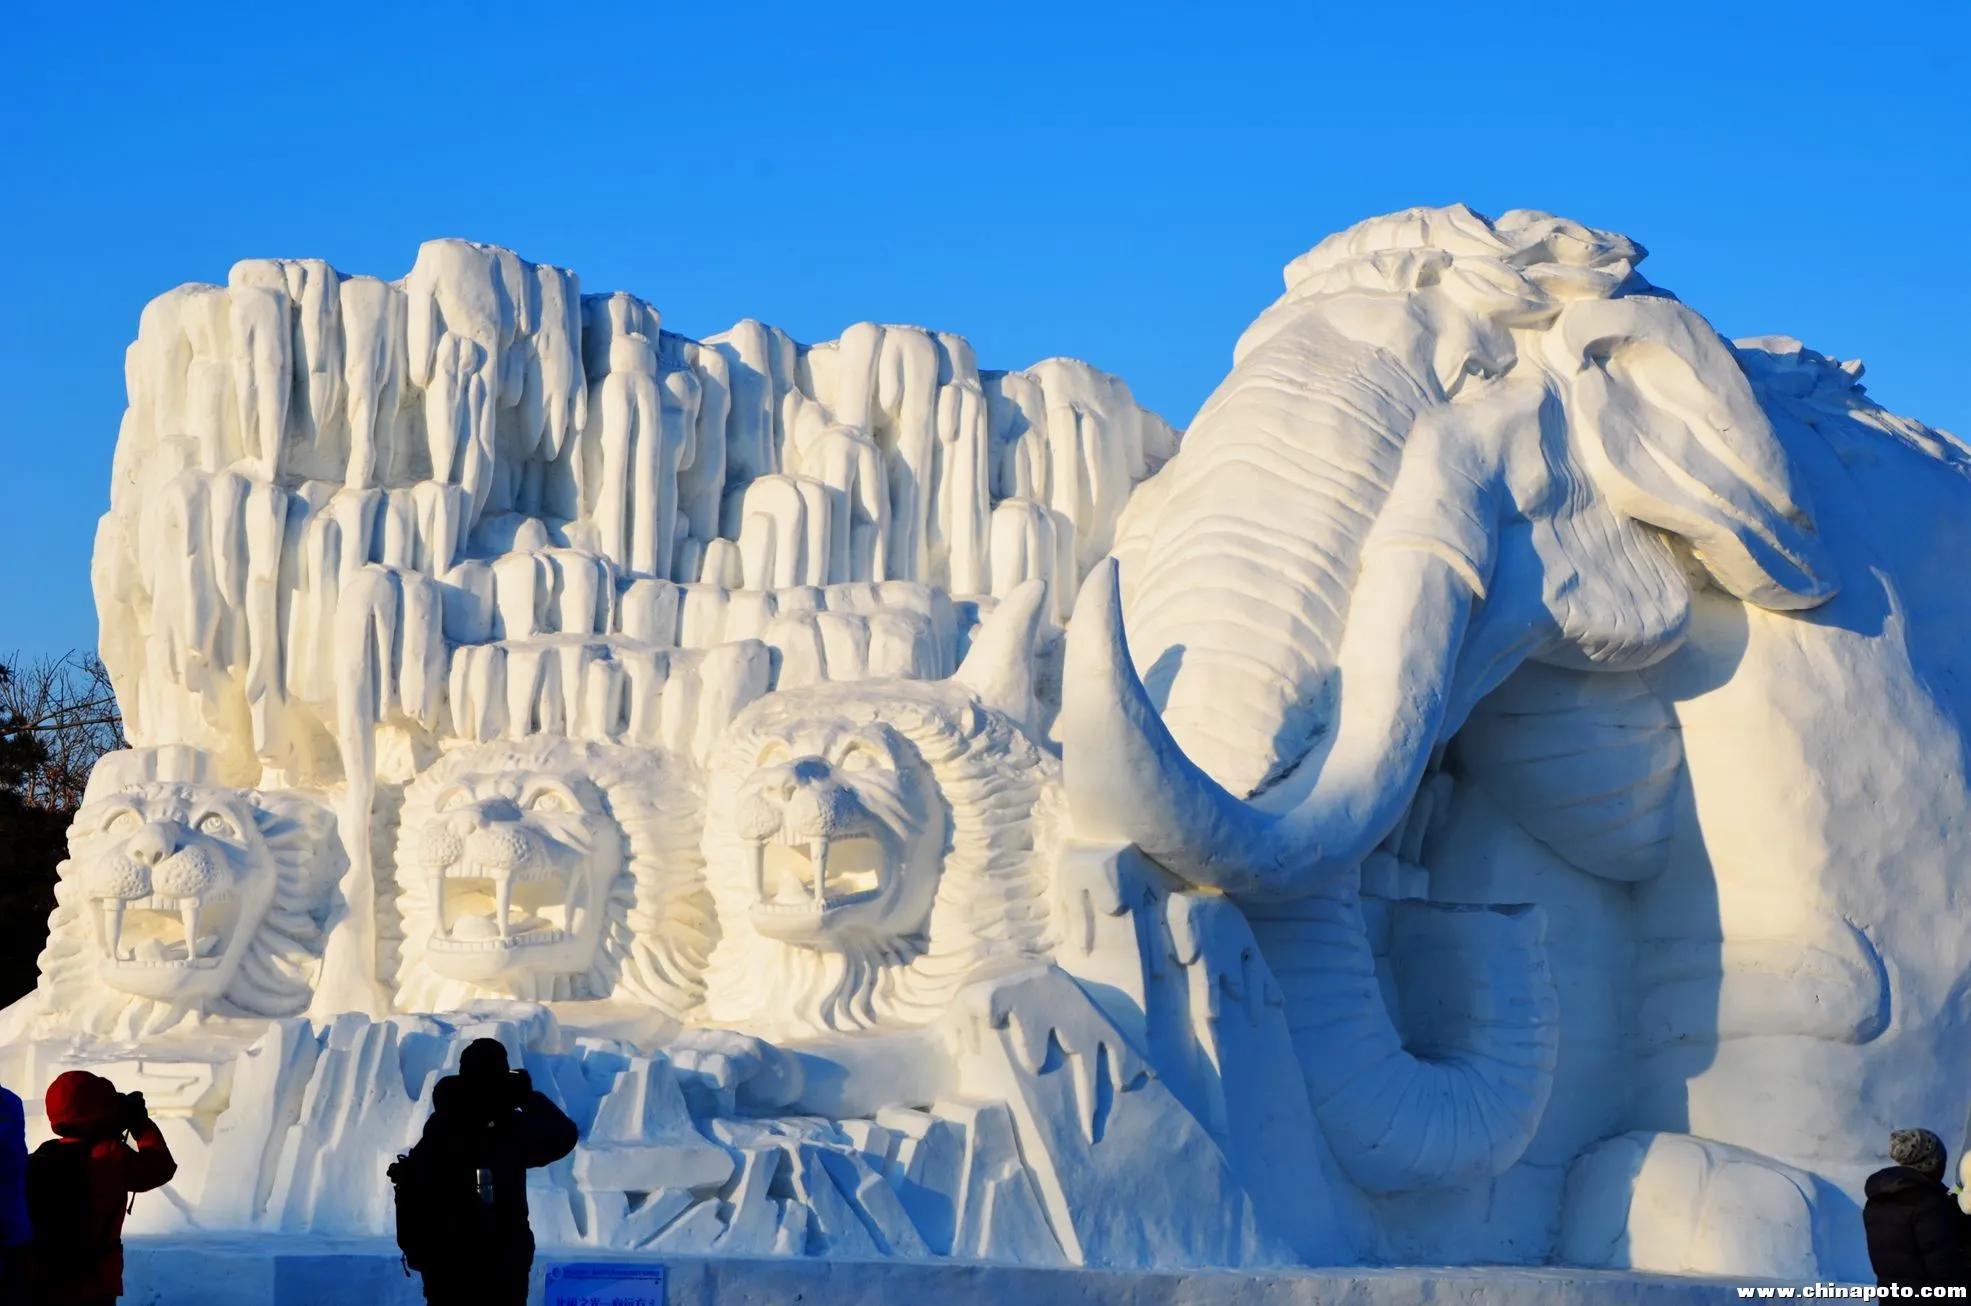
[195,812,238,839]
[103,809,141,836]
[525,789,573,814]
[437,787,472,814]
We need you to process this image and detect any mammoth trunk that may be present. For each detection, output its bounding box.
[1063,304,1479,896]
[1117,317,1434,799]
[1250,895,1559,1193]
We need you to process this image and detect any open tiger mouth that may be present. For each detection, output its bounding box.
[429,861,582,953]
[746,833,887,918]
[92,891,235,969]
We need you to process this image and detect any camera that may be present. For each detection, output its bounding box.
[117,1089,148,1133]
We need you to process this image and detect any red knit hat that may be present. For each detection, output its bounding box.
[45,1070,119,1138]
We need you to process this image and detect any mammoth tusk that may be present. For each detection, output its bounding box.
[1060,549,1475,900]
[1060,557,1318,898]
[954,577,1049,734]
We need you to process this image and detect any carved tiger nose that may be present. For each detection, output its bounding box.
[126,821,185,868]
[736,758,834,839]
[153,846,220,899]
[464,822,537,871]
[767,757,834,800]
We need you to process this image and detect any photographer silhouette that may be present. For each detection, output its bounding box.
[395,1039,578,1305]
[26,1070,177,1304]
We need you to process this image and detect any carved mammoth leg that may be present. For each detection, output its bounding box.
[1560,1131,1824,1280]
[1250,893,1559,1193]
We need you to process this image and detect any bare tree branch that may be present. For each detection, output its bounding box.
[0,649,126,811]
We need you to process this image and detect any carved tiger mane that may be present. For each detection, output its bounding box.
[700,678,1060,1037]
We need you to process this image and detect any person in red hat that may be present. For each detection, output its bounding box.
[26,1070,177,1304]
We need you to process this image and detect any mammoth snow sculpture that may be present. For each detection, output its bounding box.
[1057,202,1841,1207]
[1059,204,1966,1279]
[2,206,1963,1283]
[1066,203,1833,893]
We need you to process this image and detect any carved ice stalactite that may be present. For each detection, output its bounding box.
[676,340,730,577]
[443,595,953,765]
[441,606,944,766]
[96,238,1171,796]
[229,258,345,482]
[281,493,337,713]
[318,563,443,1018]
[640,578,960,674]
[532,261,588,471]
[579,292,686,579]
[228,282,292,481]
[112,464,465,772]
[882,329,943,584]
[404,239,585,524]
[936,355,992,596]
[735,475,833,589]
[145,469,218,705]
[802,425,890,584]
[710,318,796,508]
[123,289,191,464]
[699,538,744,587]
[239,474,290,752]
[337,276,405,490]
[177,286,244,472]
[989,498,1076,623]
[659,343,703,566]
[984,360,1177,616]
[618,576,681,646]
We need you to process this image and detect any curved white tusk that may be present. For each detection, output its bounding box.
[1059,558,1317,898]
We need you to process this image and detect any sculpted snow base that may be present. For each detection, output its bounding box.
[1,207,1959,1279]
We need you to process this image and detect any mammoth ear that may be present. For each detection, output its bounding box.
[1555,296,1836,611]
[954,579,1048,732]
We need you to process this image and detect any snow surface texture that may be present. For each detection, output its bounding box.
[1,208,1960,1279]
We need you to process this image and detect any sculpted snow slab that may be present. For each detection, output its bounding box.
[2,208,1958,1280]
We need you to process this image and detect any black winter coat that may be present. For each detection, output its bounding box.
[406,1070,578,1264]
[1864,1165,1971,1289]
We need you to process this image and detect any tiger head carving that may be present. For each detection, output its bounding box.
[36,747,338,1038]
[391,737,711,1014]
[700,582,1061,1037]
[728,713,948,951]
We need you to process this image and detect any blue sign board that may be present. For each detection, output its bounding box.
[543,1261,668,1306]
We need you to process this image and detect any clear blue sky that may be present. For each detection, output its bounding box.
[3,1,1964,659]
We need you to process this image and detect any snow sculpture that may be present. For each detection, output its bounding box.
[33,745,339,1038]
[391,737,709,1013]
[699,579,1056,1037]
[5,208,1964,1282]
[1057,205,1962,1279]
[1065,204,1832,892]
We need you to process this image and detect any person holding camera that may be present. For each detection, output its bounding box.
[397,1038,578,1305]
[26,1069,177,1304]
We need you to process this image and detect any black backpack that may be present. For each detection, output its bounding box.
[386,1149,439,1273]
[27,1140,108,1265]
